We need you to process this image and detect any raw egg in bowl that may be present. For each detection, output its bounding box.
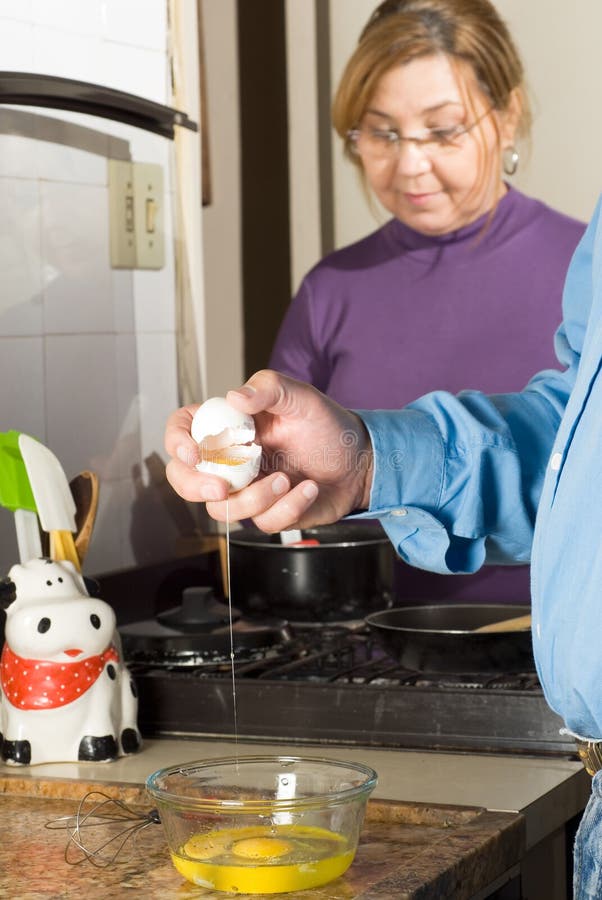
[146,755,377,893]
[191,396,262,492]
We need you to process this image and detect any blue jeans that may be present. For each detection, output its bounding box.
[574,771,602,898]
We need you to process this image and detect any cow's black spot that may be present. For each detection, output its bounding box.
[106,664,116,680]
[121,728,141,754]
[58,577,63,583]
[37,617,51,633]
[78,735,118,762]
[46,580,52,586]
[2,738,31,765]
[90,614,101,629]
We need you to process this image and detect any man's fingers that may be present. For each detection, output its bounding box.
[227,370,311,419]
[164,403,200,461]
[202,471,290,522]
[247,481,320,533]
[165,458,230,503]
[203,473,318,532]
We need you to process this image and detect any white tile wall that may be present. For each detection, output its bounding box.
[102,0,167,51]
[35,120,108,185]
[0,337,45,436]
[32,0,103,34]
[32,28,105,84]
[135,330,179,464]
[44,333,120,477]
[112,269,135,332]
[0,131,40,180]
[0,334,45,568]
[84,476,138,574]
[0,178,43,336]
[114,333,142,479]
[101,42,168,103]
[133,187,176,333]
[0,1,181,577]
[0,19,34,68]
[40,181,113,334]
[0,0,33,21]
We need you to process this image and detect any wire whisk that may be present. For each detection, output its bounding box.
[45,790,161,868]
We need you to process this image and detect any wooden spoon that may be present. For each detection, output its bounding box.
[474,613,532,634]
[69,471,99,565]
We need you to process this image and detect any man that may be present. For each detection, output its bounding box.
[165,199,602,897]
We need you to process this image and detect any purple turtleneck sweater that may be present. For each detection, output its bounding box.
[270,187,585,604]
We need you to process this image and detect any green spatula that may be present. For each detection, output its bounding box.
[0,430,43,563]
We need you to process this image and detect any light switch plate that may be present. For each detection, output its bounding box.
[108,159,136,268]
[133,162,164,270]
[108,160,165,270]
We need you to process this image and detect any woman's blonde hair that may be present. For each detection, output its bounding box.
[332,0,531,170]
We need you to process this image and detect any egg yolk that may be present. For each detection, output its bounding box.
[199,449,246,466]
[231,837,293,860]
[183,833,230,859]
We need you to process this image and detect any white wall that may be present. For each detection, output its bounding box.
[285,0,322,295]
[495,0,602,224]
[201,0,245,398]
[329,0,380,251]
[0,0,185,575]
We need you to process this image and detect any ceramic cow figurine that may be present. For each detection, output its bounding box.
[0,558,141,765]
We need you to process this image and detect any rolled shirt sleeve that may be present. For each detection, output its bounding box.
[352,196,597,576]
[357,387,561,574]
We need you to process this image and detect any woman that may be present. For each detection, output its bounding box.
[269,0,585,605]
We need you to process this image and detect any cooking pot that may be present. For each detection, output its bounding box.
[228,522,395,622]
[365,603,534,673]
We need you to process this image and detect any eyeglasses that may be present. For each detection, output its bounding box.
[347,108,493,161]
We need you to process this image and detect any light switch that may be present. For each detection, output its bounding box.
[108,160,165,270]
[133,162,164,270]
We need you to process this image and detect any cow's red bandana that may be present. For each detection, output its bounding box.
[0,644,120,710]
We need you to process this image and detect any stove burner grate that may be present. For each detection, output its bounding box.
[126,625,543,691]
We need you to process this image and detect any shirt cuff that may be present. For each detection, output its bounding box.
[357,408,444,511]
[352,408,487,575]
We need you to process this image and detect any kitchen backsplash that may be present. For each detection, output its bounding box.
[0,0,198,577]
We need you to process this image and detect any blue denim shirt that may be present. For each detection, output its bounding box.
[358,197,602,739]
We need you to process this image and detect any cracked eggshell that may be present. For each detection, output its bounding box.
[191,396,255,449]
[191,396,262,492]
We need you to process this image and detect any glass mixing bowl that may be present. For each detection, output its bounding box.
[146,755,377,894]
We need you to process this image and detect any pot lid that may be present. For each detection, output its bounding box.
[119,586,292,665]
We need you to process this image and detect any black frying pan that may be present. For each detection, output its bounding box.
[365,603,534,673]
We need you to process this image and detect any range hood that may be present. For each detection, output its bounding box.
[0,71,197,139]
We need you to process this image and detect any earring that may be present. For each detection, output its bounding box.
[503,146,519,176]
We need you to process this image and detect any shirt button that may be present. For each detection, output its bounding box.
[391,508,408,517]
[550,452,562,471]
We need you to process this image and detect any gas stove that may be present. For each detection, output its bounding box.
[98,557,577,761]
[125,625,572,757]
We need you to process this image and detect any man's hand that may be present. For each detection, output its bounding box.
[164,370,373,532]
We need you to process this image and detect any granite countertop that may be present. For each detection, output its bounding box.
[1,775,524,900]
[1,736,590,899]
